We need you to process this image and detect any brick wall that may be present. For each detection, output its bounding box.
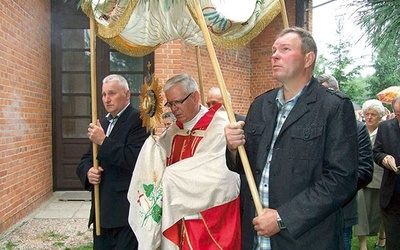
[250,1,299,100]
[0,0,52,233]
[154,0,305,117]
[155,40,252,117]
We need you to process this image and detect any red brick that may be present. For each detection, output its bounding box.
[0,0,52,234]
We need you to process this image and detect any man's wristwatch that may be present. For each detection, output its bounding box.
[277,213,286,230]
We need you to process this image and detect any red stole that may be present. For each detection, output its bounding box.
[166,104,219,166]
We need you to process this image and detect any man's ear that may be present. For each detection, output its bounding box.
[193,91,201,103]
[305,52,316,68]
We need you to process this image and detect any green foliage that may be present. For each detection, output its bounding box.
[3,241,17,250]
[348,0,400,106]
[326,18,361,90]
[351,0,400,50]
[345,77,368,107]
[351,235,380,249]
[67,242,94,250]
[44,231,69,241]
[365,44,400,100]
[316,17,364,103]
[52,241,65,247]
[314,54,329,77]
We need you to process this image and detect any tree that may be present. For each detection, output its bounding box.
[314,54,329,77]
[365,44,400,100]
[351,0,400,50]
[317,16,364,103]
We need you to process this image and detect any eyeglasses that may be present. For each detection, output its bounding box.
[164,92,193,108]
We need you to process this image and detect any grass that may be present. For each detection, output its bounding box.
[66,243,93,250]
[3,236,377,250]
[1,229,377,250]
[2,241,17,250]
[351,235,381,249]
[44,230,69,240]
[1,230,93,250]
[2,240,93,250]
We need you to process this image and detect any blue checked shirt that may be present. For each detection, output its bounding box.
[255,86,306,250]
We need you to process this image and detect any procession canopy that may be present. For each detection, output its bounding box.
[81,0,282,57]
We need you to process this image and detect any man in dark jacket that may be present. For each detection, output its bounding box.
[341,120,373,249]
[373,94,400,249]
[76,74,149,249]
[317,74,374,249]
[225,27,359,249]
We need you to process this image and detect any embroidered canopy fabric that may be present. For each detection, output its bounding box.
[82,0,282,56]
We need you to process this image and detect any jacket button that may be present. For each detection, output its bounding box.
[255,170,260,175]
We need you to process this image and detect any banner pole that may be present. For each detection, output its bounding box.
[195,46,206,105]
[192,0,263,215]
[90,17,101,236]
[280,0,289,28]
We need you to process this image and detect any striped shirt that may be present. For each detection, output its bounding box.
[255,85,306,250]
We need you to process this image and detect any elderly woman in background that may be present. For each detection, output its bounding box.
[354,99,386,250]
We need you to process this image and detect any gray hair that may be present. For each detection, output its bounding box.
[103,74,129,91]
[208,86,232,102]
[164,74,199,94]
[316,74,339,91]
[362,99,385,117]
[162,111,176,121]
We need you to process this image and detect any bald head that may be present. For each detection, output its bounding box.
[206,87,231,108]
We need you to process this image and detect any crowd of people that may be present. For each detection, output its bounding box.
[75,27,400,249]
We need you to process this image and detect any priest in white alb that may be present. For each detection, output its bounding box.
[128,73,241,249]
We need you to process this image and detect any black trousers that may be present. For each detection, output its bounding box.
[93,225,138,250]
[381,194,400,250]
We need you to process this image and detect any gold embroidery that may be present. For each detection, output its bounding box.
[186,0,282,50]
[200,213,223,250]
[181,219,194,250]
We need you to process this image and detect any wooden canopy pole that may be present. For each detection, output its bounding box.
[280,0,289,28]
[90,17,101,236]
[192,0,263,215]
[195,46,205,105]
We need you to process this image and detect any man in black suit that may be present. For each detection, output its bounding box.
[76,74,149,249]
[374,94,400,249]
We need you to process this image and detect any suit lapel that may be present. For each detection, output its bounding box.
[107,105,133,137]
[388,118,400,154]
[278,81,317,136]
[254,92,278,171]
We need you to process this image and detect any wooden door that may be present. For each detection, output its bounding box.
[51,0,153,190]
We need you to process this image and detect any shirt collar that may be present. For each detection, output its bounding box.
[106,103,130,121]
[275,81,310,107]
